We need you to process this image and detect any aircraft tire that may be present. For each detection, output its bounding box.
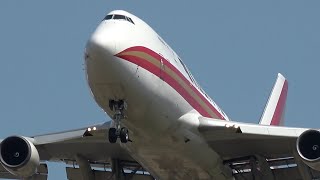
[120,128,129,143]
[108,128,117,143]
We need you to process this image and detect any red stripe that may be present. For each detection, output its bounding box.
[270,80,288,125]
[118,54,161,77]
[116,46,225,119]
[118,54,210,117]
[157,65,211,117]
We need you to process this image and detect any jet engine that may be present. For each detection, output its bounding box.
[297,129,320,171]
[0,136,40,178]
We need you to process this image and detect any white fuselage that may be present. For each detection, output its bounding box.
[85,10,231,179]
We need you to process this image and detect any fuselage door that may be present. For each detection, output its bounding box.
[159,53,165,80]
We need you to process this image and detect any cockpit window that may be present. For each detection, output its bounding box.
[127,17,134,24]
[113,14,126,20]
[104,15,113,20]
[103,14,135,25]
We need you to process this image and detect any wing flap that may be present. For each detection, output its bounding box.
[0,163,48,180]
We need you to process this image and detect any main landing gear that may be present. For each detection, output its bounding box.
[108,100,130,144]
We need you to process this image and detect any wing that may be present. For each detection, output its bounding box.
[199,117,320,179]
[33,122,133,162]
[0,122,152,180]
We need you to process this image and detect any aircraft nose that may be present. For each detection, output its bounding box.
[85,24,117,57]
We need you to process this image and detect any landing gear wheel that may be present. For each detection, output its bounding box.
[108,128,117,143]
[120,128,129,143]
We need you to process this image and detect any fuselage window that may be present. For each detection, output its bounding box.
[178,58,193,82]
[178,58,212,103]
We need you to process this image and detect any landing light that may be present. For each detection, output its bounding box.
[87,127,97,132]
[225,124,239,129]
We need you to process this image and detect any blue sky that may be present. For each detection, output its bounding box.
[0,1,319,179]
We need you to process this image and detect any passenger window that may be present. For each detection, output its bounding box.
[178,58,193,81]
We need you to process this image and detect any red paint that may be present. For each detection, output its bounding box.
[116,46,225,119]
[270,80,288,125]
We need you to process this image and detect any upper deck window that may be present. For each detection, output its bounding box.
[103,14,135,24]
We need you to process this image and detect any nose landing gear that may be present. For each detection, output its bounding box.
[108,127,129,143]
[108,100,130,143]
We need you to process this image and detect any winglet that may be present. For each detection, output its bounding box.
[259,73,288,126]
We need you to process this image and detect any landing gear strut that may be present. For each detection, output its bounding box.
[108,100,130,143]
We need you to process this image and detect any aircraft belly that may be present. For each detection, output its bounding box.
[121,131,233,180]
[123,138,210,179]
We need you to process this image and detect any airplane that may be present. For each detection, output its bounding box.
[0,9,319,180]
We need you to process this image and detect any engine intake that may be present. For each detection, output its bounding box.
[297,129,320,171]
[0,136,40,178]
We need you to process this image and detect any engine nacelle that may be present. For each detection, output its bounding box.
[0,136,40,178]
[296,129,320,171]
